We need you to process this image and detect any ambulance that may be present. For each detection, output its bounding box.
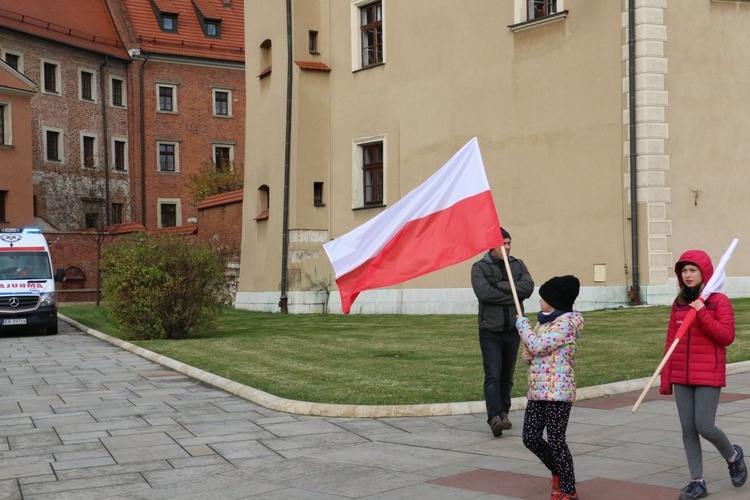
[0,227,64,335]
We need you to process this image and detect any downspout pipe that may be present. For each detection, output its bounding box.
[278,0,293,313]
[99,58,110,225]
[139,54,150,226]
[628,0,641,305]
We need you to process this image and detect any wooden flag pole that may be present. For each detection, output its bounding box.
[631,302,699,413]
[500,245,522,314]
[631,337,681,413]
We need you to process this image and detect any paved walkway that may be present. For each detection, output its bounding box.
[2,321,750,499]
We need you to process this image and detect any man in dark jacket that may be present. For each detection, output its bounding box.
[471,228,534,436]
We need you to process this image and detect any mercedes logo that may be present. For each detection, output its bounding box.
[9,297,20,308]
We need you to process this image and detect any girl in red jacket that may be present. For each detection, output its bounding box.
[660,250,747,499]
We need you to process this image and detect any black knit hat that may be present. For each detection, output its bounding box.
[539,275,580,312]
[501,228,511,240]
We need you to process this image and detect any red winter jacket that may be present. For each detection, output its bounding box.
[660,250,735,395]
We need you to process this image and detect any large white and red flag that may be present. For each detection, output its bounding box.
[323,137,503,314]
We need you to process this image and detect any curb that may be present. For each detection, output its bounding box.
[59,314,750,418]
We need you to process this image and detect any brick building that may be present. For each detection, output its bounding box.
[0,60,36,228]
[0,1,246,301]
[107,0,246,229]
[0,0,131,232]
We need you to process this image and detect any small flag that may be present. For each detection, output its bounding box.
[323,137,503,314]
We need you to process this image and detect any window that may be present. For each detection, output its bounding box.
[511,0,565,25]
[44,128,63,162]
[309,31,319,54]
[111,77,125,107]
[362,142,383,205]
[158,84,177,112]
[213,89,231,116]
[82,199,103,228]
[213,145,233,172]
[113,139,127,171]
[158,199,181,228]
[4,52,21,72]
[111,203,123,225]
[254,185,270,220]
[82,135,96,168]
[162,15,177,32]
[0,191,6,222]
[528,0,557,20]
[157,141,179,172]
[42,60,60,94]
[360,1,383,68]
[205,20,220,37]
[79,70,95,101]
[259,39,272,77]
[313,182,324,207]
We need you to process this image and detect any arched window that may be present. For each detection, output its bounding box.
[63,266,86,289]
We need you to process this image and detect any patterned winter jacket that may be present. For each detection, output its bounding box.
[660,249,735,395]
[516,312,584,402]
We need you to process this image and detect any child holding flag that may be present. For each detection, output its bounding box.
[660,250,747,499]
[516,275,583,500]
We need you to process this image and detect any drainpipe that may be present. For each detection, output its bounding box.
[278,0,293,313]
[99,58,110,224]
[628,0,641,305]
[139,54,150,226]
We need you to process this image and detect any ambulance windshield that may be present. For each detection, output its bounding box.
[0,252,52,280]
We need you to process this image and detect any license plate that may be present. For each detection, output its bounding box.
[2,318,26,326]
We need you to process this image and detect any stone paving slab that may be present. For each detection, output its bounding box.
[2,319,750,498]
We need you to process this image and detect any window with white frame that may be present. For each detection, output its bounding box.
[44,127,64,162]
[41,59,61,94]
[110,76,126,107]
[351,0,384,71]
[157,84,177,112]
[157,140,179,172]
[79,69,96,102]
[157,198,181,228]
[212,88,232,117]
[512,0,565,25]
[3,51,22,72]
[81,134,98,168]
[112,138,128,171]
[212,144,233,172]
[353,136,386,208]
[0,102,10,146]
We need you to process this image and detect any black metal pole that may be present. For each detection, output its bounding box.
[279,0,293,313]
[628,0,641,305]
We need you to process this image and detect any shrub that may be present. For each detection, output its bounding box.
[101,233,225,340]
[186,161,244,203]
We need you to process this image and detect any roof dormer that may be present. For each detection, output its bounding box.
[150,0,180,33]
[191,0,223,38]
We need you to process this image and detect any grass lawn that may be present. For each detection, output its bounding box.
[59,298,750,406]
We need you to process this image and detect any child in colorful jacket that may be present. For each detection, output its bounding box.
[516,275,584,500]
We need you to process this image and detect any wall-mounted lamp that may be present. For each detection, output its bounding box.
[691,189,701,207]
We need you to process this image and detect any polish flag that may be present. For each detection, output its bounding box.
[323,137,503,314]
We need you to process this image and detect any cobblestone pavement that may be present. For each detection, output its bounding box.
[2,321,750,499]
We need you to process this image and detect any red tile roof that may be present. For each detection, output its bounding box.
[197,189,243,210]
[148,224,199,235]
[124,0,244,62]
[107,222,146,235]
[295,61,331,72]
[0,1,128,59]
